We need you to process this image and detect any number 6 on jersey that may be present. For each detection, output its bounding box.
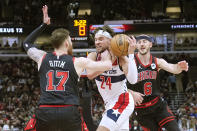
[144,82,152,95]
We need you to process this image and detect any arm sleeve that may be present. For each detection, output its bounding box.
[126,54,138,84]
[23,23,47,63]
[23,23,47,52]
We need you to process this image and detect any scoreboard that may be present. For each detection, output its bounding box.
[74,19,87,36]
[70,19,88,42]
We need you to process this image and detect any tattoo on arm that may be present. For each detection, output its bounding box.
[27,47,46,63]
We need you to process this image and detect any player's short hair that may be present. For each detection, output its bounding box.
[94,25,116,38]
[50,28,70,49]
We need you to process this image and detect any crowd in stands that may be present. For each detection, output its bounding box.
[0,41,18,49]
[0,0,151,25]
[0,0,70,26]
[0,58,39,130]
[0,0,197,26]
[0,53,196,130]
[177,91,197,130]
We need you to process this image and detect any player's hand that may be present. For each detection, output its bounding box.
[42,5,50,25]
[177,60,189,72]
[127,35,136,54]
[129,90,144,106]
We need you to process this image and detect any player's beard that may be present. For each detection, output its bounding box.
[68,43,73,55]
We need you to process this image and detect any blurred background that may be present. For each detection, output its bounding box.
[0,0,196,130]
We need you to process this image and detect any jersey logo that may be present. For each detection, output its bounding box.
[103,68,117,74]
[107,109,121,122]
[137,70,157,82]
[151,63,156,69]
[138,65,142,69]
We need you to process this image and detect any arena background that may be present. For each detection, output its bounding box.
[0,0,196,130]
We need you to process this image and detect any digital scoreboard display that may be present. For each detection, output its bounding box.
[70,19,88,42]
[74,19,87,36]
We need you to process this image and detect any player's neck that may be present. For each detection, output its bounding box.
[137,52,151,65]
[54,48,68,56]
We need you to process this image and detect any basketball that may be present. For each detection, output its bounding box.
[110,34,129,57]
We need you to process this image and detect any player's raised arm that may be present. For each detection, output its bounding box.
[23,5,50,66]
[125,36,138,84]
[157,58,189,74]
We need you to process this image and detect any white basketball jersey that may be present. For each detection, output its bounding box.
[95,58,127,104]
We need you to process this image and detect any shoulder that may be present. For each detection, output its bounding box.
[156,57,165,65]
[155,57,168,70]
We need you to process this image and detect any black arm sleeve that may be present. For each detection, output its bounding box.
[23,23,47,52]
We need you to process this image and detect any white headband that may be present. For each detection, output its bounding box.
[95,30,112,39]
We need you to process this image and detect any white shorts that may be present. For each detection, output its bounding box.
[99,92,134,131]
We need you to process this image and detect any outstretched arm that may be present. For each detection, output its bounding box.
[157,58,189,74]
[86,52,101,79]
[86,50,112,79]
[74,57,112,77]
[23,5,50,65]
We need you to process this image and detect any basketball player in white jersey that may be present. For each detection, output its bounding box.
[87,26,144,131]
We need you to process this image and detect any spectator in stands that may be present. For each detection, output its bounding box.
[184,37,190,44]
[167,74,176,92]
[175,73,184,93]
[4,41,10,48]
[179,115,188,130]
[188,116,196,131]
[190,37,196,45]
[0,119,3,130]
[12,41,17,48]
[176,37,184,45]
[186,80,196,93]
[2,120,10,131]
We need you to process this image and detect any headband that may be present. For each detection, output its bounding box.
[136,35,154,43]
[95,30,112,39]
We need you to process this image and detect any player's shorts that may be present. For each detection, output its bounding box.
[99,92,134,131]
[135,99,180,131]
[36,105,82,131]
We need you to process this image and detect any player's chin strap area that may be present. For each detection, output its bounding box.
[127,54,138,84]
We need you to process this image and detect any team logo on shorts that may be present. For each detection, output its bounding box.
[151,63,156,69]
[107,109,120,122]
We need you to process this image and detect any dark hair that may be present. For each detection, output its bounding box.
[50,28,70,49]
[94,25,116,38]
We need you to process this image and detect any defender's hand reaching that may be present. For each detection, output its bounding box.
[127,36,136,54]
